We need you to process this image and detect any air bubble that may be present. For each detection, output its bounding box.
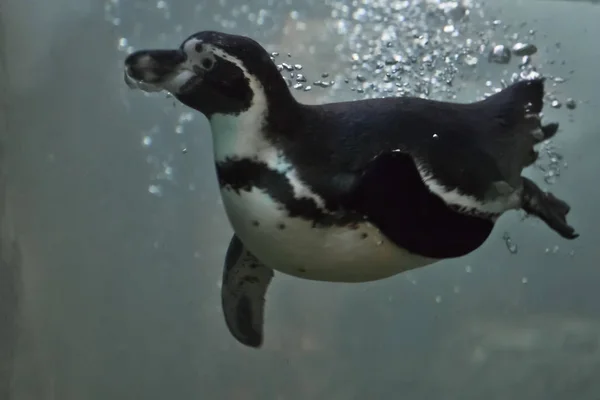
[463,55,478,66]
[148,184,162,196]
[117,37,128,51]
[502,232,518,254]
[488,45,511,64]
[511,43,538,57]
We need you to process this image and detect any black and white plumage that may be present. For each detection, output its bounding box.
[124,30,578,348]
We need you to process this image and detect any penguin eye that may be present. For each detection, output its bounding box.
[202,58,213,70]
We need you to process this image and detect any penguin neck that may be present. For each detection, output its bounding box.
[210,60,302,164]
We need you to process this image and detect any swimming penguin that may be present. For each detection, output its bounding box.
[123,31,578,348]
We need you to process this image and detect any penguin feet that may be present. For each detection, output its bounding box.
[521,177,578,239]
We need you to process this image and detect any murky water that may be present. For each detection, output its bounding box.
[1,0,600,399]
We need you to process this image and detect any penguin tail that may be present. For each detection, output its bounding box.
[480,77,558,143]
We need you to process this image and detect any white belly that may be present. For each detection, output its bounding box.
[220,187,438,282]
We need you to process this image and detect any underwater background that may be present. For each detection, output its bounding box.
[1,0,600,398]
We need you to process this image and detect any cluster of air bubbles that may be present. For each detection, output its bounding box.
[272,52,337,92]
[323,0,577,106]
[139,113,194,197]
[325,0,487,100]
[142,136,173,197]
[535,139,568,185]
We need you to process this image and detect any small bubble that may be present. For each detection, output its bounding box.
[175,125,184,134]
[566,98,577,110]
[465,265,472,273]
[117,37,128,51]
[463,54,478,66]
[178,112,194,123]
[435,295,442,303]
[520,69,541,80]
[502,232,518,254]
[488,44,511,64]
[142,136,152,147]
[453,286,461,294]
[551,100,562,109]
[443,24,455,33]
[352,7,367,22]
[156,0,167,8]
[432,133,439,139]
[148,184,162,196]
[521,277,528,284]
[314,80,331,88]
[511,42,538,56]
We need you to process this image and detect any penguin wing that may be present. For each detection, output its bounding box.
[221,234,274,348]
[342,150,495,259]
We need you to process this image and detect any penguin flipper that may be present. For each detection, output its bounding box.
[221,235,274,348]
[521,177,578,239]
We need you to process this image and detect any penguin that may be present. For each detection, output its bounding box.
[123,30,578,348]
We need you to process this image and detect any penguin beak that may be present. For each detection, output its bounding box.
[124,49,196,94]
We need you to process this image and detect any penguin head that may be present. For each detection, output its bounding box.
[124,30,292,118]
